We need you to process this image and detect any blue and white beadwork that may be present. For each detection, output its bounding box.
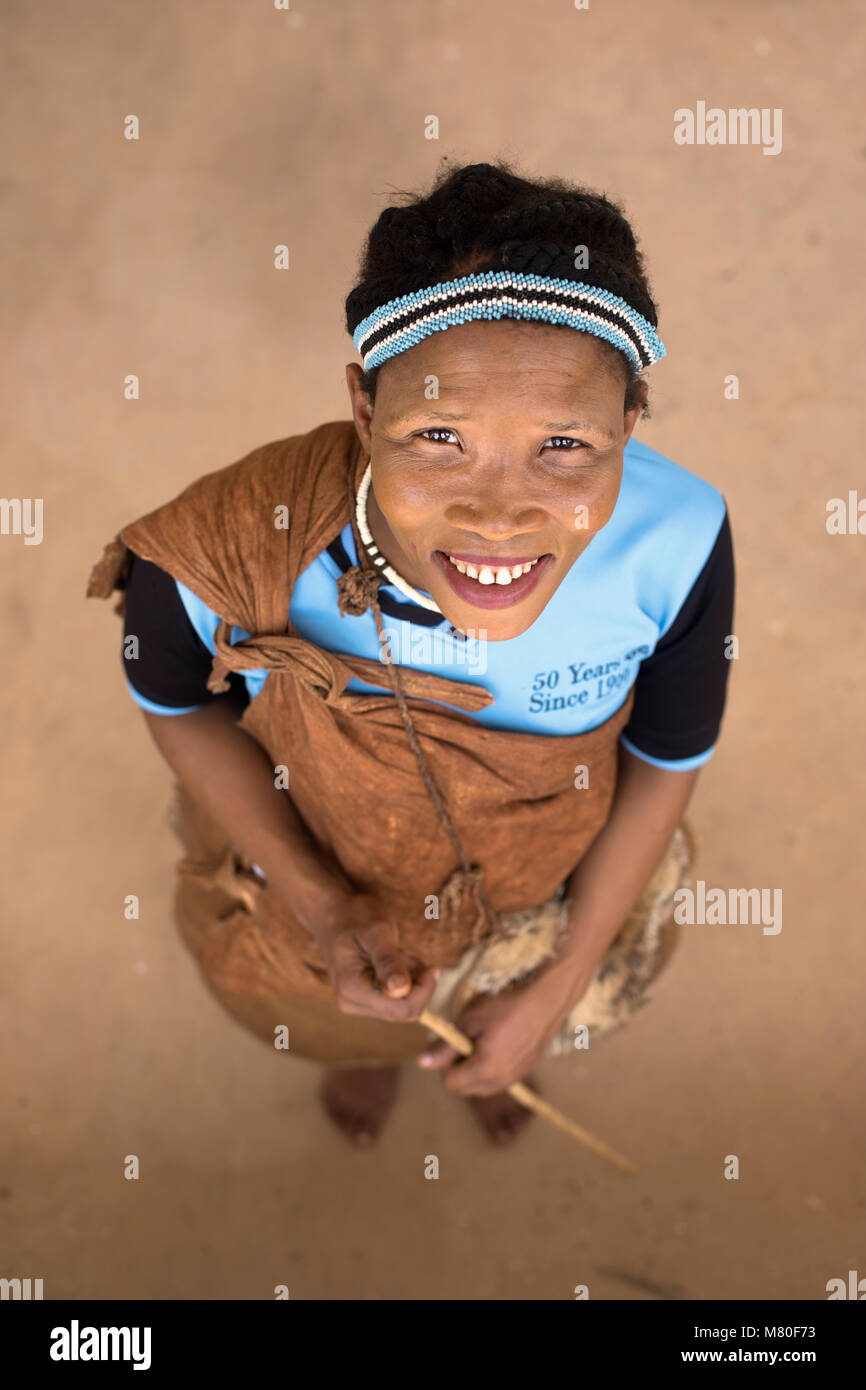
[352,270,666,376]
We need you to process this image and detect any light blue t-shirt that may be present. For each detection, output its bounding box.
[127,436,732,771]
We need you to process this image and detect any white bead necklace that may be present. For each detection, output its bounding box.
[354,462,442,614]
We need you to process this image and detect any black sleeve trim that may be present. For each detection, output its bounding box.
[122,555,250,711]
[622,509,735,762]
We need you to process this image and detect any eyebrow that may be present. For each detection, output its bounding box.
[396,409,616,445]
[409,411,468,422]
[542,419,617,443]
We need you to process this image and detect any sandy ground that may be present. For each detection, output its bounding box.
[2,0,864,1300]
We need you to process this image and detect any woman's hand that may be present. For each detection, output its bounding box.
[317,892,440,1024]
[416,965,590,1095]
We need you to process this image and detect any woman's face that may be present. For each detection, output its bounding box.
[346,319,643,642]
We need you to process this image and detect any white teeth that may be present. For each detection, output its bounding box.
[444,552,540,587]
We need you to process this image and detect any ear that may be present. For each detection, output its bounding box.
[346,363,374,454]
[622,404,642,445]
[622,375,648,445]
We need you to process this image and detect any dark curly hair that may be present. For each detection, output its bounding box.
[344,158,659,417]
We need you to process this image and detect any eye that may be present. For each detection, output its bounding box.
[543,436,588,451]
[418,428,458,444]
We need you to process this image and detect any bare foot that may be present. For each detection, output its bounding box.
[319,1065,401,1147]
[465,1076,540,1146]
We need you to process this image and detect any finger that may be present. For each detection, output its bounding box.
[442,1044,506,1095]
[336,972,410,1019]
[416,1039,459,1069]
[332,931,439,1018]
[363,930,419,997]
[451,1004,488,1039]
[363,964,441,1021]
[329,938,397,1013]
[336,964,438,1023]
[444,1064,507,1097]
[345,917,415,995]
[391,964,442,1016]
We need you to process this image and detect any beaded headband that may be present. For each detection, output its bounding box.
[352,269,666,377]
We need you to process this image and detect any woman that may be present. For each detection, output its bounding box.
[88,160,734,1146]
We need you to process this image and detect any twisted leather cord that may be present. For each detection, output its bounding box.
[336,444,498,946]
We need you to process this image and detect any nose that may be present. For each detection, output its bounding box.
[443,470,549,540]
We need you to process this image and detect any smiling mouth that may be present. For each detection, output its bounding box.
[432,549,554,607]
[441,552,543,586]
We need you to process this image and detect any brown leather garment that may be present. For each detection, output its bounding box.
[88,420,687,1063]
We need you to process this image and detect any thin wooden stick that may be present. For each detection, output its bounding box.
[419,1007,638,1175]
